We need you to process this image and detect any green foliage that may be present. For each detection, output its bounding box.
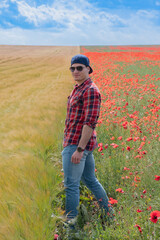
[56,46,160,239]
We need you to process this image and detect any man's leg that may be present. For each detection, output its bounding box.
[81,151,112,215]
[62,145,88,220]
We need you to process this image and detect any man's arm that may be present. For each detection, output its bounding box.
[71,124,93,164]
[78,124,93,149]
[71,87,101,164]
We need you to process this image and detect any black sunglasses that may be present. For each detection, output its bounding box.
[69,66,86,72]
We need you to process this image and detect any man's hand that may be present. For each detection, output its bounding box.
[71,150,84,164]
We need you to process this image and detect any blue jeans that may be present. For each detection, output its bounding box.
[62,145,110,220]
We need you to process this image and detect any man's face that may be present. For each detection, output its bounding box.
[70,63,90,84]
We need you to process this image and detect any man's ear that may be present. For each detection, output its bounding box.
[87,66,90,73]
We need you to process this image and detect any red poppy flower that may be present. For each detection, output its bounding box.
[142,151,147,155]
[138,142,145,150]
[98,143,103,147]
[98,147,103,152]
[134,137,139,141]
[124,167,130,170]
[134,176,141,182]
[118,136,122,140]
[129,114,134,118]
[125,176,130,179]
[134,224,142,233]
[147,206,152,211]
[108,197,118,204]
[155,175,160,181]
[54,234,59,240]
[126,146,131,151]
[116,188,124,193]
[104,144,108,149]
[122,121,128,129]
[150,211,160,223]
[137,209,143,213]
[126,137,132,141]
[110,143,119,148]
[142,137,147,141]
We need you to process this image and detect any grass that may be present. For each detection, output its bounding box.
[1,45,159,240]
[0,45,79,240]
[56,45,160,239]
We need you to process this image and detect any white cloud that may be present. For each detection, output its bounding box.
[0,0,160,45]
[137,9,159,19]
[0,0,9,14]
[10,0,92,27]
[0,27,26,44]
[0,0,9,8]
[0,20,160,46]
[155,1,160,6]
[9,0,126,28]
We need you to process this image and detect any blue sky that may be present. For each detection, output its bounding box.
[0,0,160,45]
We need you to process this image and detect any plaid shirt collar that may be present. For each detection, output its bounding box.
[74,78,92,90]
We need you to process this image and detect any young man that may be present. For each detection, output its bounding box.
[62,54,112,221]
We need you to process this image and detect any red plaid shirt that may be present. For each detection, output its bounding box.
[63,78,101,151]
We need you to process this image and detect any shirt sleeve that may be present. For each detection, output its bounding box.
[83,87,101,129]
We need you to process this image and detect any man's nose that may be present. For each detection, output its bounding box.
[74,68,79,73]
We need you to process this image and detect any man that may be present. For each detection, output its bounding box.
[62,54,112,222]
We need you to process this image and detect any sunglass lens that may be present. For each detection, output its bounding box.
[77,66,83,71]
[70,67,75,72]
[70,66,84,72]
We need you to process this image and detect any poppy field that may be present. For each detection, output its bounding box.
[0,45,159,240]
[83,46,160,239]
[56,46,160,240]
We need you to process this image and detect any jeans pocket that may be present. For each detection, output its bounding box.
[61,148,67,155]
[61,145,77,156]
